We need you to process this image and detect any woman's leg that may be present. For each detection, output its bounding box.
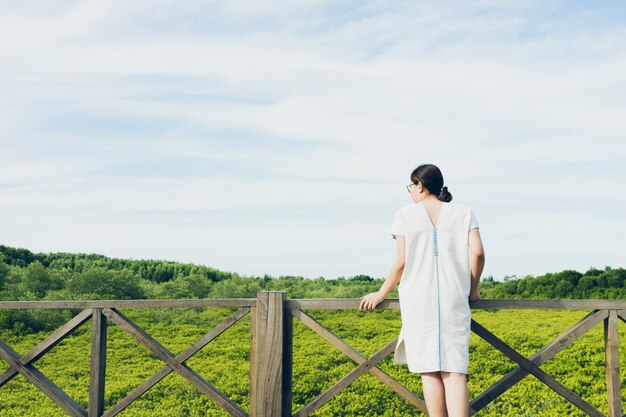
[420,372,448,417]
[440,371,469,417]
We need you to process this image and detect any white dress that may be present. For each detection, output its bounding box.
[390,201,479,374]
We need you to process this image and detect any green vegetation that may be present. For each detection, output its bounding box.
[0,244,624,416]
[1,308,624,416]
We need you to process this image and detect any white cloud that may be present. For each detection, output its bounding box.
[1,1,625,280]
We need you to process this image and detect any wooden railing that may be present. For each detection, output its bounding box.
[0,293,624,416]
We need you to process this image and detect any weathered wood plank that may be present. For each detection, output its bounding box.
[292,309,427,413]
[103,308,248,417]
[283,305,293,417]
[249,306,257,417]
[102,307,249,417]
[89,309,107,417]
[471,309,608,412]
[0,340,87,417]
[253,291,286,417]
[285,299,626,310]
[0,308,92,387]
[0,299,256,309]
[605,310,622,417]
[471,319,604,417]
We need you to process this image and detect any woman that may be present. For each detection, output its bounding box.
[359,164,485,417]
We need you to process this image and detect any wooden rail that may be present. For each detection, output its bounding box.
[1,293,624,416]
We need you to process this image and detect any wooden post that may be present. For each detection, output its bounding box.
[283,302,293,417]
[252,291,287,417]
[89,308,107,417]
[249,305,257,416]
[604,309,622,417]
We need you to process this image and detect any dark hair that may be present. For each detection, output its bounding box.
[410,164,453,202]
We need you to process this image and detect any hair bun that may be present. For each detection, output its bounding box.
[438,185,452,202]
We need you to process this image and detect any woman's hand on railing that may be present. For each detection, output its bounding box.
[359,291,385,311]
[469,289,480,302]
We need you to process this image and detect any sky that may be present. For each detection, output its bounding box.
[1,1,625,281]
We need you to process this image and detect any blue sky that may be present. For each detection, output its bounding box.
[1,1,625,281]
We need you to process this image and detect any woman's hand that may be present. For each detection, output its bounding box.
[469,289,480,302]
[359,291,385,311]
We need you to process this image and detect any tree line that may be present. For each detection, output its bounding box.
[0,244,623,333]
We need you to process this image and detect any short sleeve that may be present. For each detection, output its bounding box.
[390,209,406,239]
[468,207,479,230]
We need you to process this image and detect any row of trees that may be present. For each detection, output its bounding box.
[477,267,626,299]
[0,244,623,333]
[0,245,234,283]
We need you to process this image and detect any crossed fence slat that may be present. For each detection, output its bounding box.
[0,303,251,417]
[101,306,250,417]
[102,307,249,417]
[470,309,608,413]
[290,309,427,416]
[0,308,93,388]
[1,296,624,416]
[288,307,620,417]
[0,336,88,416]
[471,318,605,417]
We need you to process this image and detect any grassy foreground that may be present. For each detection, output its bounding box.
[1,308,625,416]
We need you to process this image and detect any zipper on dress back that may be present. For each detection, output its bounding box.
[433,227,442,370]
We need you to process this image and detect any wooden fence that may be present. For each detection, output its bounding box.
[0,293,624,417]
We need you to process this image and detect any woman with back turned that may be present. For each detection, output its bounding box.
[359,163,485,417]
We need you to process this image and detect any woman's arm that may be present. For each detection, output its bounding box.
[379,236,406,297]
[468,228,485,301]
[359,236,406,310]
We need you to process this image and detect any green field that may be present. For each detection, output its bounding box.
[1,307,624,416]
